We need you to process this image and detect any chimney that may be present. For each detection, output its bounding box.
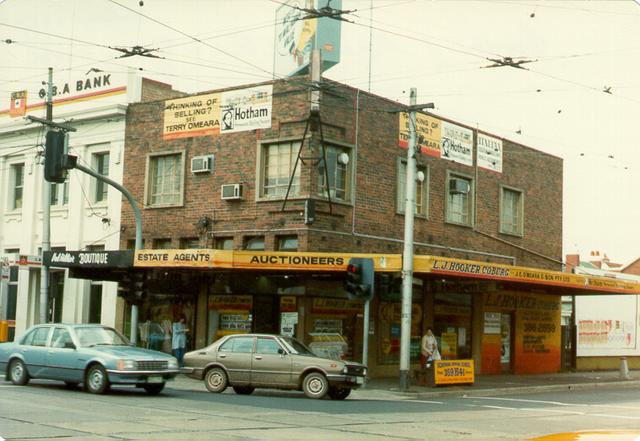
[565,254,580,273]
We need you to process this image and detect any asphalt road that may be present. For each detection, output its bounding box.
[2,376,640,440]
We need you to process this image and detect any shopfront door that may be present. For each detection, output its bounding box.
[253,296,278,334]
[501,313,513,373]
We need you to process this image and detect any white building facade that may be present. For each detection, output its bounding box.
[0,70,151,338]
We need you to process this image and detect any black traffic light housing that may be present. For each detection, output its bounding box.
[44,131,67,183]
[117,272,146,305]
[344,257,375,300]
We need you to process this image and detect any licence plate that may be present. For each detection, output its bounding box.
[147,376,163,383]
[356,377,364,384]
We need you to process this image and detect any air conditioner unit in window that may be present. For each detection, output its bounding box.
[449,178,470,194]
[191,155,214,174]
[221,183,243,200]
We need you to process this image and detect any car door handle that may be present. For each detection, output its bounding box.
[219,354,226,358]
[254,355,263,360]
[198,352,207,355]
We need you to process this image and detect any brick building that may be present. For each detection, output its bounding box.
[116,77,628,378]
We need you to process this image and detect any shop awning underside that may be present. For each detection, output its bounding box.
[53,249,640,296]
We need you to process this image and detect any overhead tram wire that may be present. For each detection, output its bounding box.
[106,0,281,80]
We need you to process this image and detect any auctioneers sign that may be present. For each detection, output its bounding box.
[163,85,272,139]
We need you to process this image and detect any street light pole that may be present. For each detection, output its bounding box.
[39,67,53,324]
[399,88,418,391]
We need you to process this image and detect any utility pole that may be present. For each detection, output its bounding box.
[399,88,417,391]
[39,67,53,324]
[398,89,434,391]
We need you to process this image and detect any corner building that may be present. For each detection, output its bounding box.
[119,77,634,378]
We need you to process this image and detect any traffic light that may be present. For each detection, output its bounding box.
[44,131,67,183]
[132,272,147,304]
[117,273,133,303]
[117,273,146,305]
[344,257,375,299]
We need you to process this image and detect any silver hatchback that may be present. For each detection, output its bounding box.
[182,334,367,399]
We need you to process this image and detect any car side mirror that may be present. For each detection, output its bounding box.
[64,341,76,350]
[278,348,286,355]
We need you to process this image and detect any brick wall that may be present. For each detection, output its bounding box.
[121,78,563,270]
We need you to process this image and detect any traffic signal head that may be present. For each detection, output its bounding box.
[117,273,146,305]
[132,272,147,303]
[344,257,375,299]
[44,131,67,183]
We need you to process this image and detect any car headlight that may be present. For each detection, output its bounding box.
[363,368,367,376]
[342,365,348,374]
[168,358,179,369]
[116,359,137,370]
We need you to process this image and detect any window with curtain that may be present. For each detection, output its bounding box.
[148,153,183,206]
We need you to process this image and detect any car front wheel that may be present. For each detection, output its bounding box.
[328,387,351,400]
[204,367,228,393]
[9,359,29,386]
[85,365,110,394]
[233,386,255,395]
[302,372,328,399]
[143,383,165,395]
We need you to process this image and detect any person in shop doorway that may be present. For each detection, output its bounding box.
[172,314,189,367]
[421,328,441,369]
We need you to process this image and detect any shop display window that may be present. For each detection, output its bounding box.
[377,302,422,364]
[433,291,473,359]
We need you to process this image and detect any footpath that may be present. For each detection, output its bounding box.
[169,369,640,401]
[360,369,640,401]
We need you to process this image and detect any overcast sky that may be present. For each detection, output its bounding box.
[1,0,638,265]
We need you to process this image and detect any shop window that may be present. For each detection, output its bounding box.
[10,163,24,210]
[317,144,351,202]
[377,301,423,364]
[92,151,110,203]
[445,172,473,226]
[214,237,234,250]
[276,235,298,251]
[433,289,472,359]
[86,245,104,324]
[500,186,524,236]
[153,238,172,249]
[397,159,428,217]
[50,177,69,207]
[146,151,184,207]
[244,236,265,250]
[180,237,201,249]
[7,266,18,321]
[259,141,301,198]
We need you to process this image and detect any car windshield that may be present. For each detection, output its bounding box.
[280,336,315,356]
[75,327,130,347]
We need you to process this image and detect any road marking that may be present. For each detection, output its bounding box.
[406,400,444,404]
[464,396,570,406]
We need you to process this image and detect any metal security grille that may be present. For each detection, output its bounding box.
[137,360,168,371]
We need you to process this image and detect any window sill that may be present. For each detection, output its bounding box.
[499,229,524,238]
[4,211,22,223]
[444,220,472,228]
[145,203,184,209]
[396,210,428,220]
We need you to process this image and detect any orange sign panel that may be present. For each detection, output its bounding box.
[434,359,474,385]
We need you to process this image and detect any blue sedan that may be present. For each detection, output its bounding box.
[0,324,179,395]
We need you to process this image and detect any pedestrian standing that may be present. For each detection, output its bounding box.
[172,314,189,367]
[421,327,440,368]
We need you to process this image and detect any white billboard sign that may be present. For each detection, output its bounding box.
[441,121,473,166]
[477,133,503,173]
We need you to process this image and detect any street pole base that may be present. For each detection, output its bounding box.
[399,369,410,392]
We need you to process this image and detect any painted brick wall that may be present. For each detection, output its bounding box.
[121,78,563,270]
